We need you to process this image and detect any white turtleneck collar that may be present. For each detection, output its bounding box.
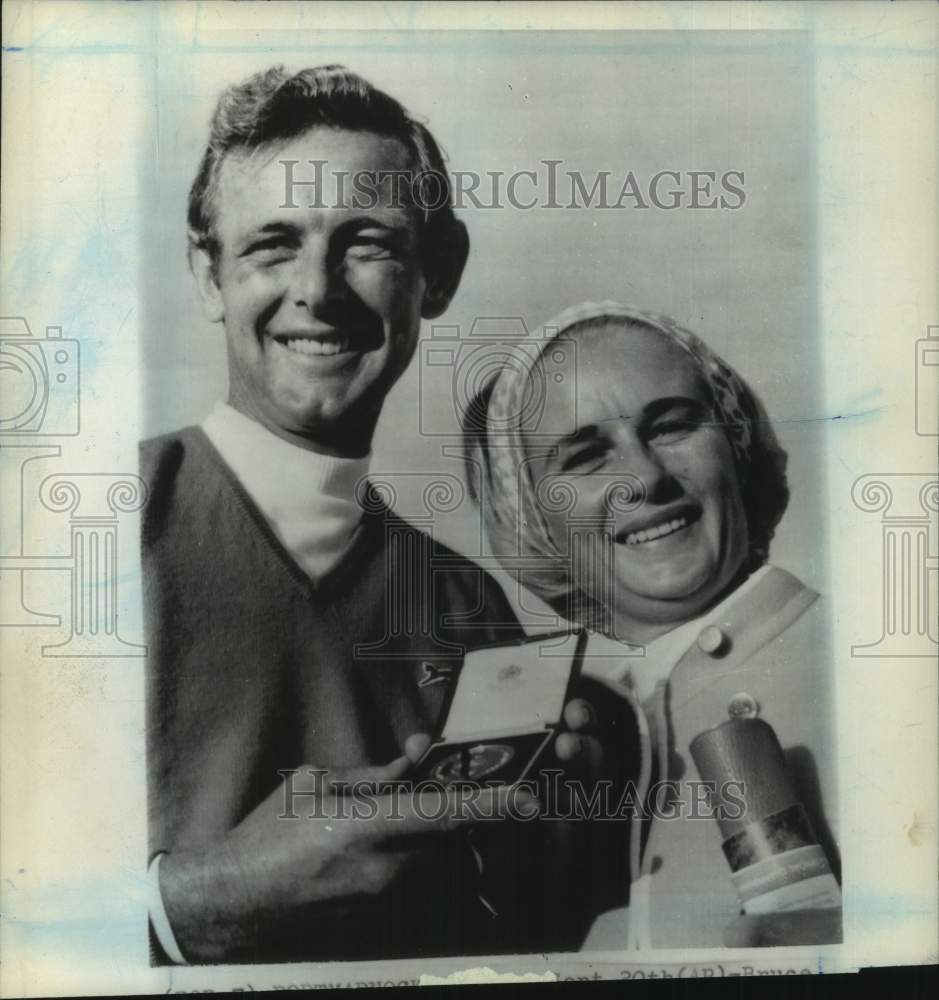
[201,401,370,581]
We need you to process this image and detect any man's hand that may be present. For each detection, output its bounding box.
[158,699,601,963]
[159,741,539,963]
[723,908,843,947]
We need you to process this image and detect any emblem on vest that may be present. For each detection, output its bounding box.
[418,661,453,687]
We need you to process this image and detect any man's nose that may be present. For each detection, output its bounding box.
[289,242,343,313]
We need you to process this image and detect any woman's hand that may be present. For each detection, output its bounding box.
[723,908,843,947]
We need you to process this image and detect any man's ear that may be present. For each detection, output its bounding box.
[187,233,225,324]
[421,220,469,320]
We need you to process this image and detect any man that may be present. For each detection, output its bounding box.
[142,64,605,965]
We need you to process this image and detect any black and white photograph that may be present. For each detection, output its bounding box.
[0,1,936,994]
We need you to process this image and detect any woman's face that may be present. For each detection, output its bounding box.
[527,324,750,639]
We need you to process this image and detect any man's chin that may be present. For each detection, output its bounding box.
[269,388,360,428]
[265,397,384,452]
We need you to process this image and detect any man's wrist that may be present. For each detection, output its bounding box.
[148,853,188,965]
[157,844,249,964]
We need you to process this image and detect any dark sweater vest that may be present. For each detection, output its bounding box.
[141,427,526,961]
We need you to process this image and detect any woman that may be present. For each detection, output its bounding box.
[465,301,841,949]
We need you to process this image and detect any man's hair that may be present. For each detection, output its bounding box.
[187,64,456,266]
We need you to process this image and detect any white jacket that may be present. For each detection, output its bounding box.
[582,565,839,950]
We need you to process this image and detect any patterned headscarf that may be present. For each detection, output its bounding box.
[467,301,788,620]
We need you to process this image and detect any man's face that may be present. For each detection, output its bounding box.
[528,326,750,638]
[200,127,433,452]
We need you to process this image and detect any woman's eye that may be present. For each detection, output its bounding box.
[560,442,607,473]
[648,419,697,442]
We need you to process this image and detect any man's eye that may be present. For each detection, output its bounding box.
[243,238,293,261]
[346,237,396,261]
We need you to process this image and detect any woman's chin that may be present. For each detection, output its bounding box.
[610,564,726,627]
[615,558,717,601]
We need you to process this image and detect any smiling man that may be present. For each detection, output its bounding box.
[194,126,433,455]
[140,65,602,965]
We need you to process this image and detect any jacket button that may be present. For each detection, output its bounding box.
[728,692,760,719]
[697,625,727,655]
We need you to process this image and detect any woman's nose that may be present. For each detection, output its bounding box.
[609,436,676,504]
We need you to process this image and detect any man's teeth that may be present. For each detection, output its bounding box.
[624,516,688,546]
[282,337,349,356]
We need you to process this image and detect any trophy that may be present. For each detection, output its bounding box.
[412,629,586,786]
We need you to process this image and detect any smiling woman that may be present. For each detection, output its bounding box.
[464,301,840,949]
[471,301,790,644]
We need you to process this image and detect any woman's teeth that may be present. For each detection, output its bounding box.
[283,337,349,356]
[624,516,688,546]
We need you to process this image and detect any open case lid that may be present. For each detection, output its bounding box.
[439,630,585,742]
